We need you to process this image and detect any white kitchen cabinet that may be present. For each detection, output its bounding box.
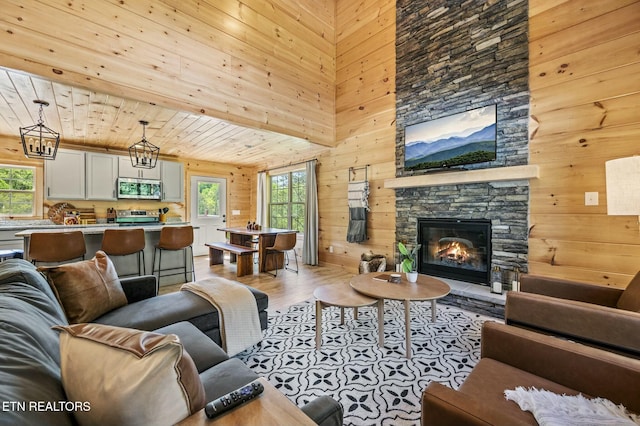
[161,160,184,202]
[45,149,85,200]
[118,156,161,180]
[86,152,118,200]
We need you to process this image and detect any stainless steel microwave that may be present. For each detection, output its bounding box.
[117,178,162,200]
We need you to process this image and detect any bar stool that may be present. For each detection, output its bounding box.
[100,228,146,277]
[152,226,195,283]
[265,232,298,277]
[28,231,86,266]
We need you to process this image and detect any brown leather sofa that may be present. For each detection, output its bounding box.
[505,273,640,358]
[422,322,640,425]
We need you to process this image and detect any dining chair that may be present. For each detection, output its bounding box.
[265,232,298,277]
[28,231,86,265]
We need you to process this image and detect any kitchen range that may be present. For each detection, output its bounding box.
[115,209,160,225]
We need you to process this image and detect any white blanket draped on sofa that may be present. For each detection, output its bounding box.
[505,387,640,426]
[181,278,262,356]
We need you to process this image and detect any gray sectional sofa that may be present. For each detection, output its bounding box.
[0,259,342,425]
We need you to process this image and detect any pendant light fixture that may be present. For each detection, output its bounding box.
[129,120,159,169]
[20,100,60,160]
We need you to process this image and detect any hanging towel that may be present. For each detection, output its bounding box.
[347,207,367,243]
[348,181,368,192]
[348,181,370,210]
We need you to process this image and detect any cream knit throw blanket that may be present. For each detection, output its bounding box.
[505,387,640,426]
[181,278,262,356]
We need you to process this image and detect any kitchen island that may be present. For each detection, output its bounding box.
[15,223,196,286]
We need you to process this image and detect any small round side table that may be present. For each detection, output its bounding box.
[313,284,384,350]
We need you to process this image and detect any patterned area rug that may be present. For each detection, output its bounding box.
[236,299,497,426]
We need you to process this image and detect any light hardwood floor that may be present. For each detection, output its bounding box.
[159,254,356,313]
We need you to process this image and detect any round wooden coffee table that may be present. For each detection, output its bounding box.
[350,272,450,359]
[313,284,384,350]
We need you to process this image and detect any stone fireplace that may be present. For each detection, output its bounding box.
[418,218,491,285]
[393,0,530,318]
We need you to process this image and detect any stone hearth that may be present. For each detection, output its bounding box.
[440,278,505,319]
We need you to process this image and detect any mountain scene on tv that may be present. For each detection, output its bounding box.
[404,105,497,171]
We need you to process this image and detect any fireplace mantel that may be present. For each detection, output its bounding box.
[384,165,539,189]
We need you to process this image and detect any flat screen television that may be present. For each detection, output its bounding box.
[404,104,497,171]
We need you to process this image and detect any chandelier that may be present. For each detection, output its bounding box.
[20,100,60,160]
[128,120,159,169]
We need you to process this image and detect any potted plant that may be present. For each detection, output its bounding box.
[398,242,421,282]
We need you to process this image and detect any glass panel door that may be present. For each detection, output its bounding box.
[190,177,226,256]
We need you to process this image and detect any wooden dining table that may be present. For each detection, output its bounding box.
[217,226,296,273]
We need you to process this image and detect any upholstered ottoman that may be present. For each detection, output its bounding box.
[95,286,269,346]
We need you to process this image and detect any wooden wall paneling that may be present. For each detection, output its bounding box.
[531,93,640,139]
[530,2,640,65]
[322,135,397,170]
[337,25,396,77]
[529,191,607,216]
[530,214,640,245]
[530,32,640,92]
[336,0,395,43]
[318,0,396,272]
[527,260,631,289]
[530,125,640,170]
[529,0,638,40]
[275,0,336,38]
[528,0,571,17]
[4,0,183,74]
[528,238,640,278]
[532,63,640,113]
[0,3,180,78]
[202,0,335,53]
[0,0,336,147]
[529,0,640,286]
[336,101,396,141]
[177,51,335,116]
[336,61,396,111]
[318,158,397,271]
[163,0,335,77]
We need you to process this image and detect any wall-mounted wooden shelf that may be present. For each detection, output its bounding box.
[384,165,539,189]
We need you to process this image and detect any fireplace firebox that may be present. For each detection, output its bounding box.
[417,218,491,285]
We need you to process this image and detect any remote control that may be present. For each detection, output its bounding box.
[204,379,265,419]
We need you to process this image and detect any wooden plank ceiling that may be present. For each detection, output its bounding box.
[0,66,330,167]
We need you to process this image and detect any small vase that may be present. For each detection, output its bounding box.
[406,271,418,283]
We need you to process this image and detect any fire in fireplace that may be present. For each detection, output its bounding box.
[417,218,491,284]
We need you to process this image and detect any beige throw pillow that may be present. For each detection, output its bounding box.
[39,250,127,323]
[55,323,205,426]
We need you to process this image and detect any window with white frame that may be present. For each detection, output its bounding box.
[269,170,306,232]
[0,165,36,217]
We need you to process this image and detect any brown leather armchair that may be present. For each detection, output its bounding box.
[505,273,640,358]
[422,322,640,425]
